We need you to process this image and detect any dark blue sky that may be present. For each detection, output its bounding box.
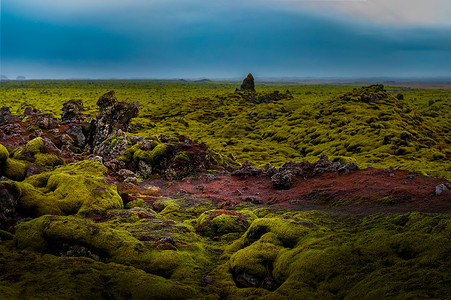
[2,0,451,79]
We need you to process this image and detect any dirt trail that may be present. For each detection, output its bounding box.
[138,168,451,215]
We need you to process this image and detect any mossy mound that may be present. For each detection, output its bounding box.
[0,144,9,161]
[26,137,44,156]
[3,195,451,298]
[24,137,66,169]
[14,215,149,263]
[34,153,65,168]
[224,212,451,298]
[0,243,196,299]
[0,144,27,181]
[15,159,123,216]
[197,210,256,238]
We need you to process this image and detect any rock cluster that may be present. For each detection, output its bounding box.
[232,154,359,190]
[234,74,292,103]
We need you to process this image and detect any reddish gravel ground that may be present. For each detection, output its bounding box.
[135,168,451,215]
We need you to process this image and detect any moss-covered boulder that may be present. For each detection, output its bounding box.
[0,154,27,181]
[0,245,197,299]
[0,144,9,162]
[226,217,310,290]
[15,215,147,260]
[1,143,27,181]
[197,210,255,238]
[13,214,203,281]
[34,153,65,168]
[16,159,123,216]
[26,137,44,156]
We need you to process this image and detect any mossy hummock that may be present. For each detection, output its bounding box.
[16,159,123,216]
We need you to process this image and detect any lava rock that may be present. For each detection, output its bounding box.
[61,100,85,122]
[201,277,213,286]
[232,161,261,177]
[138,160,153,179]
[42,137,63,157]
[235,272,260,288]
[92,91,139,158]
[435,183,449,195]
[271,170,294,190]
[0,106,20,126]
[58,242,109,263]
[240,73,255,92]
[36,115,58,129]
[337,163,359,176]
[313,154,339,176]
[117,169,137,180]
[64,125,86,148]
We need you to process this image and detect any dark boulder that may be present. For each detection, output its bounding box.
[271,170,294,190]
[337,163,359,176]
[0,106,20,126]
[232,161,261,177]
[312,154,339,176]
[0,182,21,230]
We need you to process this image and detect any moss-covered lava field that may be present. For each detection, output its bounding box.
[0,79,450,299]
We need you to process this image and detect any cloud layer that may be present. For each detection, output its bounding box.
[2,0,450,79]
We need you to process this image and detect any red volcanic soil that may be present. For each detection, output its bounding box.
[133,168,451,215]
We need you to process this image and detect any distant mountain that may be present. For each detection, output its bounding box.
[1,75,9,81]
[194,79,212,83]
[16,76,26,80]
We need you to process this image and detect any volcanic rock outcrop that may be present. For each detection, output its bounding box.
[91,91,140,160]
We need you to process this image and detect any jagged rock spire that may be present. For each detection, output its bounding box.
[240,73,255,92]
[92,90,140,159]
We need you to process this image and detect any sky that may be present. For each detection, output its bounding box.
[1,0,451,79]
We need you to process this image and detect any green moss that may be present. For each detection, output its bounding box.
[34,153,65,168]
[125,199,147,209]
[160,204,180,215]
[134,143,168,165]
[197,210,253,238]
[0,144,9,161]
[118,144,141,162]
[17,159,122,217]
[333,155,357,165]
[26,137,44,156]
[3,158,27,181]
[230,233,283,278]
[13,214,205,287]
[0,249,197,299]
[11,147,27,160]
[0,229,14,240]
[174,151,190,162]
[242,218,308,248]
